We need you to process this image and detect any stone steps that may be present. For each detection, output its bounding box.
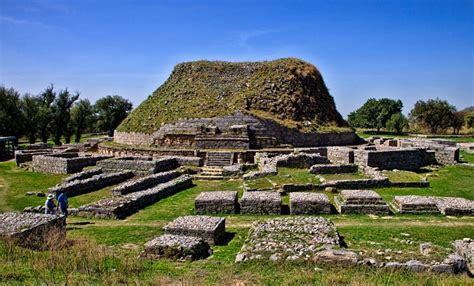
[206,152,233,167]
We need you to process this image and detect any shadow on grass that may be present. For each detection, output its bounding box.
[217,232,236,246]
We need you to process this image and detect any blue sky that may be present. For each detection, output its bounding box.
[0,0,472,116]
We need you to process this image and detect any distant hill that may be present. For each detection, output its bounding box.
[460,106,474,113]
[117,58,349,133]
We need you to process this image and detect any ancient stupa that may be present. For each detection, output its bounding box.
[115,58,355,149]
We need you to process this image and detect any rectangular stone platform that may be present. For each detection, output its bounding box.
[195,191,238,214]
[163,215,225,245]
[433,197,474,216]
[142,234,210,261]
[0,212,66,249]
[335,190,390,214]
[76,175,193,219]
[33,154,111,174]
[240,191,281,215]
[236,217,341,262]
[289,192,332,215]
[391,196,440,214]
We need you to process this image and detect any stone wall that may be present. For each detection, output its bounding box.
[97,157,179,176]
[327,147,355,164]
[63,168,103,183]
[354,148,426,171]
[399,139,459,165]
[76,175,192,219]
[32,154,112,174]
[309,164,358,174]
[0,212,66,250]
[112,170,181,196]
[114,113,356,149]
[49,171,134,197]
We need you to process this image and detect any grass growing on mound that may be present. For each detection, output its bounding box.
[320,172,370,181]
[383,170,424,182]
[117,58,348,134]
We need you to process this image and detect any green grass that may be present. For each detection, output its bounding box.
[0,161,66,211]
[1,160,474,284]
[321,172,369,181]
[460,150,474,163]
[383,170,424,182]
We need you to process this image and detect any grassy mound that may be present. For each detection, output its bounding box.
[117,58,349,133]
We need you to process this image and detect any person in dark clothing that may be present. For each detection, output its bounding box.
[56,192,68,217]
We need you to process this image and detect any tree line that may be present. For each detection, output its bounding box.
[0,85,133,145]
[347,98,473,135]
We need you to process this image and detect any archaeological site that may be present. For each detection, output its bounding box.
[1,58,473,284]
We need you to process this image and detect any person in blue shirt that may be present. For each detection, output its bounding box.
[45,194,57,215]
[57,192,69,217]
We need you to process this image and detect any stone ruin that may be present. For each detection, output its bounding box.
[391,196,440,214]
[0,212,65,250]
[240,191,282,215]
[32,153,112,174]
[163,215,226,245]
[97,156,179,176]
[236,217,346,262]
[289,192,332,215]
[335,190,390,215]
[195,191,239,214]
[141,215,228,261]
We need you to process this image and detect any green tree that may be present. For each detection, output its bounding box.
[450,111,465,135]
[409,98,456,134]
[50,89,79,145]
[0,86,24,142]
[95,95,133,137]
[386,112,408,134]
[347,98,403,131]
[37,85,56,143]
[465,112,474,129]
[71,99,94,143]
[20,94,41,143]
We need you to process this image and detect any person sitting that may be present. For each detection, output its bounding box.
[44,194,57,215]
[57,192,69,217]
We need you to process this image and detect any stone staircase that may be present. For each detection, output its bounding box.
[194,166,226,180]
[206,152,233,167]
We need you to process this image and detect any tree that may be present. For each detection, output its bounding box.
[386,112,408,134]
[95,95,132,137]
[347,98,403,131]
[71,99,94,143]
[50,89,79,145]
[409,98,455,134]
[0,86,24,143]
[20,94,41,143]
[465,112,474,129]
[37,85,56,143]
[450,111,465,135]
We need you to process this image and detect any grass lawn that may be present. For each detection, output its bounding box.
[383,170,424,182]
[1,160,474,285]
[321,172,369,181]
[460,150,474,163]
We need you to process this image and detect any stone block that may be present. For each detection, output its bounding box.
[392,196,440,214]
[195,191,238,214]
[240,191,281,214]
[163,215,225,245]
[335,190,390,214]
[289,192,331,215]
[433,197,474,216]
[142,234,211,261]
[0,212,66,250]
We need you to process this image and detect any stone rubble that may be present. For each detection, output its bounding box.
[236,217,341,262]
